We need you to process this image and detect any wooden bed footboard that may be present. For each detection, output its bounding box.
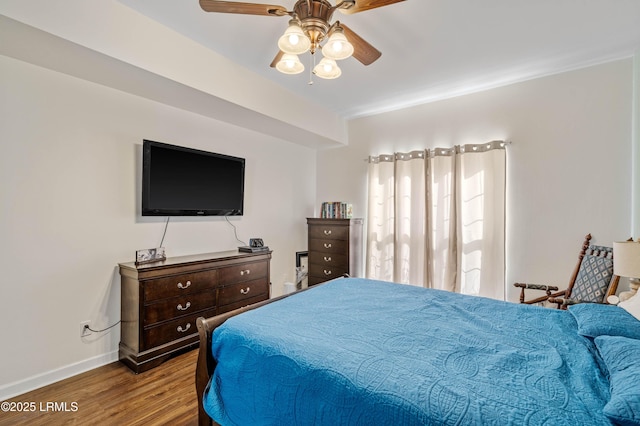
[195,286,318,426]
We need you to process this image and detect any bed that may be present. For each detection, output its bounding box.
[195,277,640,426]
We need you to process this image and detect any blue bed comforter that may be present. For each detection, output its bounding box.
[204,278,611,425]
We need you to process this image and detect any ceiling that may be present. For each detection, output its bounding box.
[119,1,640,119]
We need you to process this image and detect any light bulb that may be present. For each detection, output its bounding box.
[276,53,304,75]
[313,57,341,79]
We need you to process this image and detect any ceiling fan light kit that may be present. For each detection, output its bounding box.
[199,0,406,80]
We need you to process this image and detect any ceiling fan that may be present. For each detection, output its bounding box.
[199,0,406,79]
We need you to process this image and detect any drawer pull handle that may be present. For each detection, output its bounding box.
[240,287,251,295]
[324,243,332,249]
[323,229,332,235]
[323,269,333,276]
[177,281,191,289]
[177,302,191,311]
[240,269,251,276]
[323,256,332,262]
[177,323,191,333]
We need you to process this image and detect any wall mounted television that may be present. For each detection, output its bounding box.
[142,140,245,216]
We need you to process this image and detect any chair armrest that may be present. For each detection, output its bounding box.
[548,297,583,309]
[513,283,559,291]
[514,283,564,305]
[551,297,588,305]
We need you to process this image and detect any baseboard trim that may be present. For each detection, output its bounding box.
[0,350,119,401]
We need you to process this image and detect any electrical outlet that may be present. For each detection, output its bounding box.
[80,321,92,337]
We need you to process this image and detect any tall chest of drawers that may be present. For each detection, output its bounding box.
[307,218,364,286]
[119,250,271,373]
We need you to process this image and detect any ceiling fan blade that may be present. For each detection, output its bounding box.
[270,50,284,68]
[341,24,381,65]
[339,0,406,15]
[199,0,288,16]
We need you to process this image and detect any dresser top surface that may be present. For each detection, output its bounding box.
[307,218,363,224]
[119,249,271,272]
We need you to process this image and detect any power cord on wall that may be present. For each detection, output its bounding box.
[83,321,121,334]
[159,216,170,247]
[159,214,247,247]
[225,215,247,246]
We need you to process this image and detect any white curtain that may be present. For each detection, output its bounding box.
[366,141,506,300]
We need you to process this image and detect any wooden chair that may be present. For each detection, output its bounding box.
[514,234,620,309]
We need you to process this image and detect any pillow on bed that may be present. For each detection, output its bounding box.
[619,292,640,321]
[594,335,640,425]
[568,303,640,340]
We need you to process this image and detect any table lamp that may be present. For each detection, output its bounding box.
[613,239,640,302]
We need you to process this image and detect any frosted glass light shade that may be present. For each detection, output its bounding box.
[614,241,640,278]
[313,57,341,79]
[322,30,354,60]
[278,21,311,55]
[276,54,304,74]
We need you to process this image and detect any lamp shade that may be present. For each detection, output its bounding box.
[322,28,354,60]
[278,20,311,55]
[313,57,341,79]
[276,54,304,74]
[613,241,640,278]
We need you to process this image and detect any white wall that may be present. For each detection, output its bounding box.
[0,55,316,398]
[317,59,634,302]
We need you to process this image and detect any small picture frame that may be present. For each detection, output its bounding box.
[135,247,166,265]
[250,238,264,248]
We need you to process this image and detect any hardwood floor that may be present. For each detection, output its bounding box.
[0,350,199,426]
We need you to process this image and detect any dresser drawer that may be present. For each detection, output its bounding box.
[218,278,269,307]
[143,270,217,302]
[309,225,349,241]
[309,238,348,254]
[143,308,217,350]
[309,276,332,286]
[309,263,348,282]
[218,293,269,315]
[218,261,268,285]
[143,291,217,326]
[308,251,348,268]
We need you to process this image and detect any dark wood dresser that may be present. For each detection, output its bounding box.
[119,250,271,373]
[307,218,363,286]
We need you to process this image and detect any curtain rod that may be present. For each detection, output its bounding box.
[364,140,512,162]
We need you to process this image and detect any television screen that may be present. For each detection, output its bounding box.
[142,140,245,216]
